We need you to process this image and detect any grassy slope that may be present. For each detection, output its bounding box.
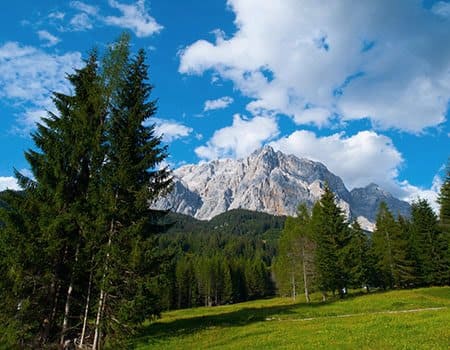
[134,287,450,349]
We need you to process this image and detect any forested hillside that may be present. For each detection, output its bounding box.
[155,209,285,309]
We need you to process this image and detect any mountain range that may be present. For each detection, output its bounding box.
[154,146,410,230]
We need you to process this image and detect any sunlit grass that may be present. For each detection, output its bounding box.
[134,287,450,349]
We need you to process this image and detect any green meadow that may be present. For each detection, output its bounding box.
[134,287,450,350]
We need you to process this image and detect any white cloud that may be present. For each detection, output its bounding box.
[69,13,94,31]
[270,130,403,191]
[269,129,442,208]
[432,1,450,17]
[293,107,331,127]
[67,1,98,31]
[400,174,442,212]
[0,42,82,132]
[0,177,20,191]
[180,0,450,132]
[104,0,163,37]
[204,96,234,111]
[37,30,60,47]
[70,1,99,16]
[154,119,193,142]
[48,11,65,20]
[195,114,279,160]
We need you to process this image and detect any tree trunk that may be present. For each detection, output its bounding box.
[92,289,105,350]
[301,245,310,303]
[60,244,79,346]
[291,273,296,301]
[93,217,114,350]
[79,261,94,348]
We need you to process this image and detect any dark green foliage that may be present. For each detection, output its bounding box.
[346,220,372,289]
[0,35,171,349]
[94,47,171,348]
[273,204,316,302]
[410,199,449,285]
[438,162,450,232]
[371,202,414,289]
[311,185,350,297]
[157,209,280,309]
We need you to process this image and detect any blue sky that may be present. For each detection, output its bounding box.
[0,0,449,208]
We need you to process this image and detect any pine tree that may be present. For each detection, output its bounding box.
[346,220,371,290]
[311,185,349,299]
[437,163,450,284]
[175,255,197,308]
[0,36,172,349]
[92,48,171,349]
[12,52,106,347]
[273,216,303,300]
[273,204,315,302]
[372,202,414,289]
[438,162,450,232]
[0,190,55,347]
[410,199,449,285]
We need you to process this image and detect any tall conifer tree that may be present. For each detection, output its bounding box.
[410,199,448,285]
[372,202,414,289]
[311,185,349,298]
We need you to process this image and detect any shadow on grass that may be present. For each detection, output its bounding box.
[133,293,369,347]
[132,287,450,347]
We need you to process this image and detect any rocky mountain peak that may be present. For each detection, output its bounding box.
[153,147,411,229]
[350,183,410,222]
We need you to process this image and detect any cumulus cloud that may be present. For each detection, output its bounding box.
[65,0,162,37]
[204,96,234,111]
[104,0,163,37]
[0,42,82,132]
[269,129,442,207]
[70,1,98,16]
[154,119,193,142]
[195,114,279,160]
[432,1,450,17]
[37,30,60,47]
[67,1,98,31]
[400,174,442,212]
[179,0,450,132]
[0,177,20,191]
[69,13,94,31]
[48,11,65,20]
[270,130,403,191]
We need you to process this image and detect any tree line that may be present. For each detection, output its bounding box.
[0,35,171,349]
[158,230,276,309]
[274,176,450,302]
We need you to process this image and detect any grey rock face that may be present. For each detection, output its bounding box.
[153,146,410,228]
[350,183,411,222]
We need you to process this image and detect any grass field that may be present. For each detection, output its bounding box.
[133,287,450,349]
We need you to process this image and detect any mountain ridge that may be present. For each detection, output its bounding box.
[154,146,410,229]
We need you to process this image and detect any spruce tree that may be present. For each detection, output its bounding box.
[412,197,449,286]
[273,204,315,302]
[346,220,371,290]
[438,162,450,232]
[311,185,348,299]
[372,202,414,289]
[273,216,303,300]
[92,48,171,349]
[0,36,172,349]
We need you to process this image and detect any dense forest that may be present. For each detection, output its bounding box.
[273,185,450,302]
[0,34,449,350]
[156,210,285,309]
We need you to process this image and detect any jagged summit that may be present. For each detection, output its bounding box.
[153,147,410,229]
[350,183,410,222]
